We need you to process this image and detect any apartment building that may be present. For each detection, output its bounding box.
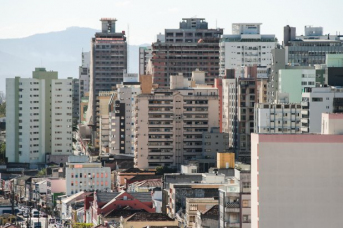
[65,161,111,196]
[139,46,152,75]
[109,72,141,155]
[201,127,230,162]
[219,23,277,78]
[251,114,343,228]
[134,72,219,169]
[151,18,223,87]
[184,198,218,227]
[86,18,127,148]
[285,26,343,66]
[301,86,343,133]
[6,68,73,163]
[254,103,302,134]
[222,74,266,162]
[79,52,90,122]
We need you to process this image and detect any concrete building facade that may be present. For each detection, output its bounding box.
[79,52,90,123]
[6,68,73,163]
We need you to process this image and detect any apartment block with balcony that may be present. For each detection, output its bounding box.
[134,73,219,169]
[6,68,73,164]
[219,23,277,78]
[254,103,302,134]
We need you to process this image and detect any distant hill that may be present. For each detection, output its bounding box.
[0,27,150,93]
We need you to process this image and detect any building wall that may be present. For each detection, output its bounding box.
[278,69,316,103]
[251,133,343,228]
[321,113,343,134]
[65,163,111,195]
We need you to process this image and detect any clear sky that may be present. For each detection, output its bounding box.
[1,0,342,45]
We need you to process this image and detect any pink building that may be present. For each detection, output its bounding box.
[251,113,343,228]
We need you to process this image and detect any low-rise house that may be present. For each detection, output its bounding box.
[113,168,155,191]
[61,191,92,220]
[195,205,219,228]
[86,191,155,226]
[127,179,162,192]
[184,198,218,227]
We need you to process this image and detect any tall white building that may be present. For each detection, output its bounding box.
[109,72,141,155]
[219,23,277,77]
[135,72,219,169]
[79,52,90,122]
[6,68,73,163]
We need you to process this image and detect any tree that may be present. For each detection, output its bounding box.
[37,168,47,177]
[73,223,93,228]
[155,166,177,175]
[0,102,5,117]
[0,142,5,163]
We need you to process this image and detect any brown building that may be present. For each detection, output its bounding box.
[151,18,223,88]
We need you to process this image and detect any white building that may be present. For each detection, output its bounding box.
[254,103,302,134]
[135,72,219,169]
[251,113,343,228]
[109,72,141,155]
[65,162,111,196]
[219,23,277,78]
[139,46,153,75]
[301,86,343,133]
[6,68,73,163]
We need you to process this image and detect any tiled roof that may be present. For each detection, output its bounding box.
[202,205,219,219]
[127,175,162,182]
[127,212,175,222]
[104,208,145,218]
[129,192,152,202]
[121,168,152,173]
[96,192,120,203]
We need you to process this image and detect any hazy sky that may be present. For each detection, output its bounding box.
[1,0,342,45]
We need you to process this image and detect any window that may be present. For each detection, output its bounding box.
[242,200,250,208]
[189,204,198,211]
[312,97,323,102]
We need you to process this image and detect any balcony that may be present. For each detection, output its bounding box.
[301,110,309,115]
[301,118,308,123]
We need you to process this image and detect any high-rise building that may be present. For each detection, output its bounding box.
[139,46,152,75]
[79,52,90,122]
[222,72,267,162]
[151,18,223,88]
[109,72,141,155]
[251,113,343,228]
[219,23,277,78]
[135,72,219,169]
[6,68,73,163]
[86,18,127,150]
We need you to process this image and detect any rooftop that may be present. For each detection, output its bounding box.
[201,205,219,219]
[127,212,175,222]
[96,192,120,203]
[129,192,153,202]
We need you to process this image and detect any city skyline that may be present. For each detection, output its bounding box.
[1,0,343,45]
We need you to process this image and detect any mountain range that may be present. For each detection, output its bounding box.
[0,27,149,94]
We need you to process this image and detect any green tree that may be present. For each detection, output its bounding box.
[155,166,177,175]
[73,223,93,228]
[37,168,47,177]
[0,142,5,163]
[0,102,5,117]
